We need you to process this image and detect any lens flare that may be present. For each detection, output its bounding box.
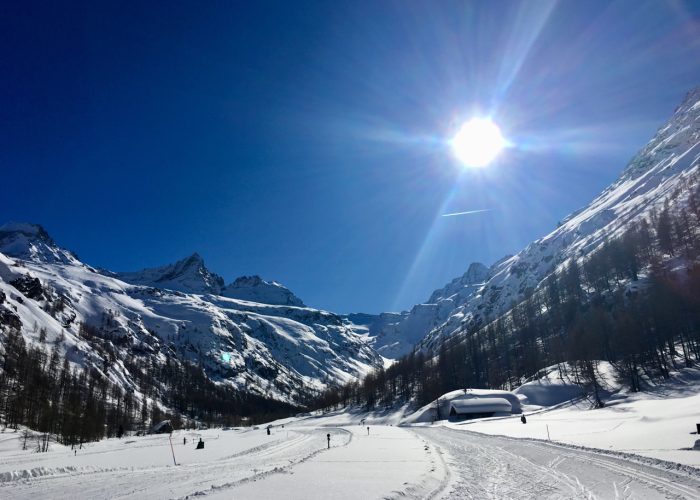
[451,118,506,168]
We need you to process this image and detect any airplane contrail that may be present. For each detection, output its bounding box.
[441,209,492,217]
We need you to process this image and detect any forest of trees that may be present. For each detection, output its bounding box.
[0,323,298,448]
[314,178,700,413]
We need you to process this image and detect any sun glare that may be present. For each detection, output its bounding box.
[451,118,505,168]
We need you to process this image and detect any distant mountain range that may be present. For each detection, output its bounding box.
[0,223,380,405]
[1,86,698,410]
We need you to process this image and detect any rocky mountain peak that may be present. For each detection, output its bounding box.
[117,253,225,295]
[427,262,489,304]
[0,222,77,264]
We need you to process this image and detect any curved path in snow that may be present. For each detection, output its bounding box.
[414,426,700,499]
[0,428,351,499]
[2,425,699,499]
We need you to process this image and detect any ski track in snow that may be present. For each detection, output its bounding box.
[0,428,351,499]
[414,426,700,500]
[3,423,700,499]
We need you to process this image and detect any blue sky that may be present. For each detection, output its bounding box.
[2,1,700,313]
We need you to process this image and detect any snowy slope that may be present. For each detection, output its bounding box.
[0,226,381,404]
[411,86,700,351]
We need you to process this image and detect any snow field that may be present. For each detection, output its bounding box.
[222,425,447,500]
[0,426,349,499]
[0,424,446,499]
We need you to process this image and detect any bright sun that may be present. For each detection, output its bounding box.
[451,118,505,168]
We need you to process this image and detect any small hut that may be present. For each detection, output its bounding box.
[449,398,512,420]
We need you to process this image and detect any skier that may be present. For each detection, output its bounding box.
[521,414,527,424]
[367,426,370,435]
[196,437,204,449]
[266,427,271,436]
[183,437,187,445]
[326,433,331,449]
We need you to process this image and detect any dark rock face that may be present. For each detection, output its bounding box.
[0,305,22,331]
[10,275,44,300]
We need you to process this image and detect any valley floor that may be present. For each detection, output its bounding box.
[1,418,699,499]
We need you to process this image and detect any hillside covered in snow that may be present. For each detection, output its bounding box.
[0,224,381,411]
[370,86,700,354]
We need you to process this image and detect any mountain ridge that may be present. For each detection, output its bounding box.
[415,85,700,351]
[0,226,381,406]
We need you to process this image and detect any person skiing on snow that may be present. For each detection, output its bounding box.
[327,433,331,449]
[521,414,527,424]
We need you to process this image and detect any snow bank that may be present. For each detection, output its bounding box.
[514,368,586,407]
[455,365,700,467]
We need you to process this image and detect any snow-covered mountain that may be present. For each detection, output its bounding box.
[0,224,381,404]
[117,253,225,295]
[222,275,305,307]
[116,256,305,307]
[411,86,700,351]
[0,223,78,265]
[354,262,490,358]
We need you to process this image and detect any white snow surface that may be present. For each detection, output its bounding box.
[403,362,700,468]
[2,385,699,500]
[461,364,700,468]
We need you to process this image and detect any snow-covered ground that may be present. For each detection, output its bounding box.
[459,365,700,468]
[2,418,698,499]
[0,423,445,499]
[2,364,700,498]
[415,426,700,499]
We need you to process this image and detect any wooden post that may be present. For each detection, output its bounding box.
[169,435,178,466]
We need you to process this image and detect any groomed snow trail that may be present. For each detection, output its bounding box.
[414,426,700,499]
[218,425,446,499]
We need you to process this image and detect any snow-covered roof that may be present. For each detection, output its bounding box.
[450,397,512,414]
[150,420,172,433]
[441,389,522,412]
